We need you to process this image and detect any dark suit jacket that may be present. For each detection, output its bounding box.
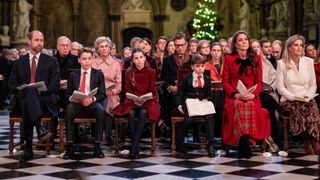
[8,53,60,95]
[177,73,212,107]
[66,68,106,102]
[160,54,192,93]
[55,52,80,80]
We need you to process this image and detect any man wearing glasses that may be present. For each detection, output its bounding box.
[160,32,192,137]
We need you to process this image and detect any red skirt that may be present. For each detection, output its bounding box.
[222,98,271,145]
[112,99,160,121]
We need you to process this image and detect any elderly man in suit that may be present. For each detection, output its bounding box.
[9,30,60,162]
[63,47,106,159]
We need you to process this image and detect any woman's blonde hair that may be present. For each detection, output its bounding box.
[282,34,305,68]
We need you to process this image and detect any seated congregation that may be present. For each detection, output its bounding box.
[5,30,320,163]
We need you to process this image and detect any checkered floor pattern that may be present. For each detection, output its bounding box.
[0,113,319,180]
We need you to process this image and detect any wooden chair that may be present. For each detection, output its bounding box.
[58,111,96,152]
[114,117,157,155]
[8,110,53,155]
[170,69,210,153]
[114,69,157,155]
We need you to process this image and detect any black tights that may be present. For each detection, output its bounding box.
[128,106,148,154]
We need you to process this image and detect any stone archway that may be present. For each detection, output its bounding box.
[122,27,153,48]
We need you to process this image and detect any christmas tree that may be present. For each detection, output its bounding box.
[192,0,218,41]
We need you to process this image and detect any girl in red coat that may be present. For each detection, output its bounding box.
[222,31,270,158]
[112,48,160,158]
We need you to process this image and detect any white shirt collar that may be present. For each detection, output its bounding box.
[81,67,92,75]
[192,71,203,78]
[29,52,41,61]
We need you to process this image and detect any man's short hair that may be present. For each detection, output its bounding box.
[57,36,71,45]
[189,38,199,44]
[260,39,271,46]
[173,32,186,42]
[156,36,167,43]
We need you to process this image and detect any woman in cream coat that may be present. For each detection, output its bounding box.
[277,35,320,154]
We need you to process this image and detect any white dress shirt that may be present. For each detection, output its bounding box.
[80,67,91,94]
[29,52,40,69]
[192,71,204,88]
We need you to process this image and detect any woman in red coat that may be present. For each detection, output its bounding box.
[222,31,270,158]
[112,48,160,158]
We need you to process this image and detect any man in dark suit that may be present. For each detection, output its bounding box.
[63,47,106,159]
[176,54,215,157]
[160,32,192,135]
[8,30,60,162]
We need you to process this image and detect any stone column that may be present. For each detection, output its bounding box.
[153,15,166,37]
[109,14,121,51]
[8,0,18,40]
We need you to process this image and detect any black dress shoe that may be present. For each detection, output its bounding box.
[37,126,52,142]
[63,144,75,160]
[128,152,139,159]
[238,135,252,159]
[20,147,33,162]
[207,144,215,157]
[176,142,188,153]
[93,143,105,158]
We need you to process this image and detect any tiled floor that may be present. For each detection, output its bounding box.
[0,113,319,180]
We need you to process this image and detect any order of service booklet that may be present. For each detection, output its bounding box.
[185,98,215,117]
[126,92,153,101]
[70,87,98,101]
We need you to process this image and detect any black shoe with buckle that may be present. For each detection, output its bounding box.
[37,125,52,142]
[63,143,75,160]
[93,143,105,158]
[20,145,33,162]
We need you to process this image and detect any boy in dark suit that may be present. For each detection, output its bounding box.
[63,47,106,159]
[176,54,215,157]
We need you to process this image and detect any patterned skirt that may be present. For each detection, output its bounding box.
[279,100,320,141]
[233,100,257,140]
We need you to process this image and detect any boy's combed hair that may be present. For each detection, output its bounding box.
[79,47,93,57]
[191,54,206,65]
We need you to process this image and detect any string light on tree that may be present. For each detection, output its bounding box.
[192,0,218,41]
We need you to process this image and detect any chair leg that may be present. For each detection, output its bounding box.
[20,121,24,150]
[171,120,176,153]
[8,119,14,155]
[59,120,65,152]
[115,120,120,154]
[151,122,156,155]
[283,119,289,151]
